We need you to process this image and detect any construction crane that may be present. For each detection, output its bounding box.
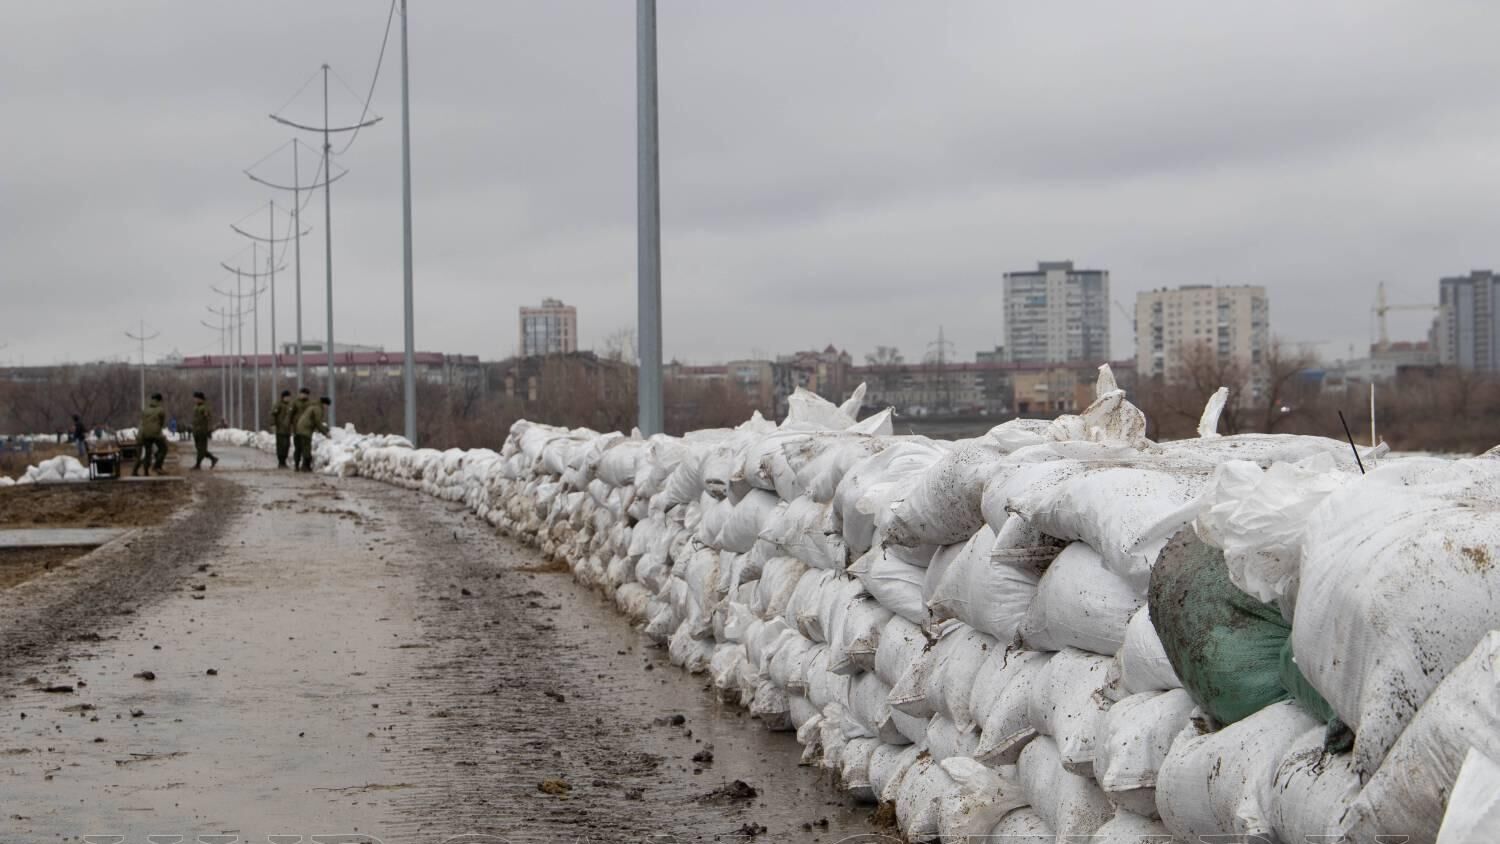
[1372,281,1439,352]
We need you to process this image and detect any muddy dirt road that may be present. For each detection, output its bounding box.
[0,448,883,843]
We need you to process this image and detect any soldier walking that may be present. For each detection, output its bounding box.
[191,391,220,470]
[270,390,295,469]
[290,387,312,471]
[294,396,330,472]
[132,393,168,477]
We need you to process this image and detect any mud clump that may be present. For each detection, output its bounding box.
[704,779,758,802]
[538,778,572,796]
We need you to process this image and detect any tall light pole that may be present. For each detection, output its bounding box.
[247,140,343,392]
[637,0,664,435]
[124,320,159,411]
[271,67,380,430]
[399,0,418,446]
[217,258,277,429]
[231,201,305,419]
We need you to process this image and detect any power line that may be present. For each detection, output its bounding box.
[336,0,398,157]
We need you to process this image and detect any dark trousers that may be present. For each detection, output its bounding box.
[275,433,291,467]
[133,436,167,475]
[193,431,216,467]
[294,434,313,471]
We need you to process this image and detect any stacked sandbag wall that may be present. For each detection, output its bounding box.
[213,372,1499,844]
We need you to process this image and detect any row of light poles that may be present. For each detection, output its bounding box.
[202,2,418,442]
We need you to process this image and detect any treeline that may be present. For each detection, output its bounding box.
[4,357,1495,454]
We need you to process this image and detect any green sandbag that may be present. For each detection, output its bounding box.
[1149,528,1335,728]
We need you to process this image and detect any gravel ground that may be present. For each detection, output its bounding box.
[0,447,882,843]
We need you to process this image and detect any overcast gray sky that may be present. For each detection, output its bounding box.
[4,1,1498,368]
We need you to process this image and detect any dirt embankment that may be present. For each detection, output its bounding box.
[0,480,191,529]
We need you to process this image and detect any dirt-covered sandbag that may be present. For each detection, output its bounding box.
[716,488,783,553]
[848,544,931,625]
[761,495,847,571]
[1017,736,1115,840]
[926,714,980,762]
[1025,647,1112,777]
[986,807,1052,839]
[1021,542,1144,657]
[972,650,1051,766]
[1149,529,1334,729]
[881,438,1012,547]
[1093,689,1194,818]
[1342,631,1500,842]
[1156,700,1316,841]
[1090,810,1174,843]
[874,615,928,688]
[928,523,1050,641]
[750,556,809,621]
[894,754,951,842]
[840,736,881,803]
[1010,463,1213,592]
[832,596,893,675]
[935,757,1027,844]
[846,671,908,746]
[1294,456,1500,776]
[1257,725,1361,844]
[1116,605,1182,694]
[1437,748,1500,844]
[835,439,949,556]
[870,741,924,806]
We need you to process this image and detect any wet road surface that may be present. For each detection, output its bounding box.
[0,448,881,843]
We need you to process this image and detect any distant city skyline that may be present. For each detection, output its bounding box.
[2,3,1493,369]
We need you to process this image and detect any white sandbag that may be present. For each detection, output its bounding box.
[1093,689,1194,818]
[786,568,836,638]
[1193,455,1347,605]
[890,707,929,746]
[840,736,881,803]
[818,708,850,772]
[986,807,1052,838]
[761,495,846,571]
[1020,543,1144,657]
[1117,605,1182,694]
[849,544,930,625]
[812,576,863,649]
[1025,647,1112,777]
[973,651,1051,766]
[1017,736,1115,840]
[784,386,857,431]
[797,436,889,504]
[710,643,747,693]
[613,582,653,620]
[716,489,783,553]
[889,620,970,720]
[1258,726,1361,844]
[894,754,951,842]
[767,633,817,691]
[882,439,1011,547]
[789,693,821,731]
[1156,701,1316,841]
[836,440,948,556]
[846,671,908,746]
[1011,464,1212,592]
[935,757,1027,844]
[1090,810,1174,843]
[926,715,980,762]
[750,677,793,731]
[1438,748,1500,844]
[931,626,999,733]
[1158,430,1376,470]
[871,741,924,806]
[805,648,843,711]
[668,623,716,673]
[833,596,893,675]
[927,525,1046,641]
[1295,457,1500,776]
[750,556,808,621]
[1342,631,1500,843]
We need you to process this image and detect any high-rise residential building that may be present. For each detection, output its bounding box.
[1003,261,1110,364]
[518,298,578,357]
[1438,270,1500,371]
[1135,285,1269,383]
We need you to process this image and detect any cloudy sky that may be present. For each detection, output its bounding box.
[4,1,1499,368]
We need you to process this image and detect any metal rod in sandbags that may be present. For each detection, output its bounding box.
[636,0,664,436]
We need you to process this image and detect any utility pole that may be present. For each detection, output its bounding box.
[246,139,341,392]
[399,0,418,446]
[271,66,379,430]
[202,309,233,415]
[231,201,305,417]
[209,287,248,428]
[636,0,664,435]
[124,321,160,411]
[218,258,279,430]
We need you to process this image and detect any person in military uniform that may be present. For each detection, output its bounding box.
[294,395,331,472]
[290,387,312,471]
[191,391,220,470]
[270,389,295,469]
[132,393,168,476]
